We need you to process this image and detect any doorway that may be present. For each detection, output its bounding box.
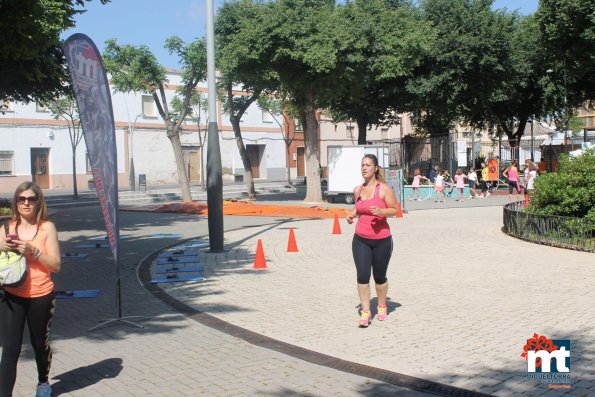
[296,147,305,177]
[31,148,50,189]
[188,151,201,183]
[246,145,261,178]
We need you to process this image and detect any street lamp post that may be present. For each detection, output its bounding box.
[129,113,141,191]
[206,0,224,252]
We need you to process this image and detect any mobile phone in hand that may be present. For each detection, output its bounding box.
[6,233,18,242]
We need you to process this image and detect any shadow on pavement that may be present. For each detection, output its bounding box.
[51,357,123,396]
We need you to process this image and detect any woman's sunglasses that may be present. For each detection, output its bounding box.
[17,196,38,204]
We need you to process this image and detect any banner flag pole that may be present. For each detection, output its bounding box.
[63,33,149,332]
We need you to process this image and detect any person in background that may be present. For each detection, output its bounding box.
[503,159,522,202]
[410,168,428,201]
[480,162,490,198]
[524,162,538,198]
[428,164,439,183]
[346,154,398,328]
[454,168,467,201]
[434,169,445,203]
[443,170,455,197]
[0,182,61,397]
[467,167,480,199]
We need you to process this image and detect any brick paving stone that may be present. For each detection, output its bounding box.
[3,203,590,397]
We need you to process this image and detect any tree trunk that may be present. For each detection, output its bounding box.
[230,117,256,199]
[72,147,78,199]
[302,93,323,203]
[286,142,291,184]
[357,118,368,145]
[168,130,193,202]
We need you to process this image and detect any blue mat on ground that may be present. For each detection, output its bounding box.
[61,253,89,258]
[155,265,204,274]
[173,242,210,249]
[90,235,129,240]
[151,274,205,283]
[55,290,100,299]
[75,243,110,248]
[158,251,198,258]
[156,256,201,265]
[149,233,183,238]
[189,238,209,243]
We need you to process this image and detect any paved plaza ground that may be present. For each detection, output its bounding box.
[2,195,592,396]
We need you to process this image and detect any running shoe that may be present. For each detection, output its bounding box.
[358,310,371,327]
[36,383,52,397]
[377,305,388,321]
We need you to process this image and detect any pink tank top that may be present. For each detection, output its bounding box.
[508,167,519,182]
[355,183,391,240]
[5,221,54,298]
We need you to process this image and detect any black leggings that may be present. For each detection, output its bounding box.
[352,235,393,284]
[0,290,55,396]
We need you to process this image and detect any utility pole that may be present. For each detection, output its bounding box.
[206,0,224,252]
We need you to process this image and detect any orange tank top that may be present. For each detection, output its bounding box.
[5,221,54,298]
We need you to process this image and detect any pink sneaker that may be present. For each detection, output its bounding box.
[358,310,371,327]
[377,305,387,321]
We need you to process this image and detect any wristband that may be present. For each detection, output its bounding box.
[33,247,42,259]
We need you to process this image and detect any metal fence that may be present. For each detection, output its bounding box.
[502,202,595,252]
[384,130,595,181]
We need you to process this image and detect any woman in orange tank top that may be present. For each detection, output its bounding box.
[0,182,61,397]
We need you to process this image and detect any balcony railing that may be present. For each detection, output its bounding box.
[503,202,595,252]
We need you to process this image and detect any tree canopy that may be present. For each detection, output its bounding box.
[0,0,109,103]
[103,37,207,201]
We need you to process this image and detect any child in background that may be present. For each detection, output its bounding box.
[454,168,467,201]
[443,170,455,197]
[410,168,428,201]
[434,170,445,203]
[467,167,479,198]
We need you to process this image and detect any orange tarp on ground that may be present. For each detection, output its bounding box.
[154,200,349,218]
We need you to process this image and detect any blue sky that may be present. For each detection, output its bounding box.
[62,0,539,69]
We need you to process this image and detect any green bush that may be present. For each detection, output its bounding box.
[527,148,595,219]
[0,197,11,216]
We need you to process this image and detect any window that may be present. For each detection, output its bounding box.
[36,103,49,112]
[0,151,14,175]
[294,118,303,131]
[262,109,273,123]
[381,128,388,139]
[0,100,13,112]
[142,95,156,118]
[346,126,354,138]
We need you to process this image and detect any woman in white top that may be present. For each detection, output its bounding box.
[525,163,538,194]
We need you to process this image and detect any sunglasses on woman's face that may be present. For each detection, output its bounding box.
[17,196,38,204]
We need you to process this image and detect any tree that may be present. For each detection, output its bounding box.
[327,0,433,143]
[257,95,300,184]
[103,37,207,202]
[171,91,208,189]
[216,0,282,199]
[537,0,595,105]
[481,14,550,153]
[0,0,109,103]
[46,91,83,198]
[263,0,347,202]
[407,0,515,138]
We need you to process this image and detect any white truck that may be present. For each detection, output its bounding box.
[326,145,389,204]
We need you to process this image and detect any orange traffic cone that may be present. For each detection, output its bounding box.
[396,202,403,218]
[253,239,267,269]
[524,193,529,208]
[332,213,342,234]
[287,228,298,252]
